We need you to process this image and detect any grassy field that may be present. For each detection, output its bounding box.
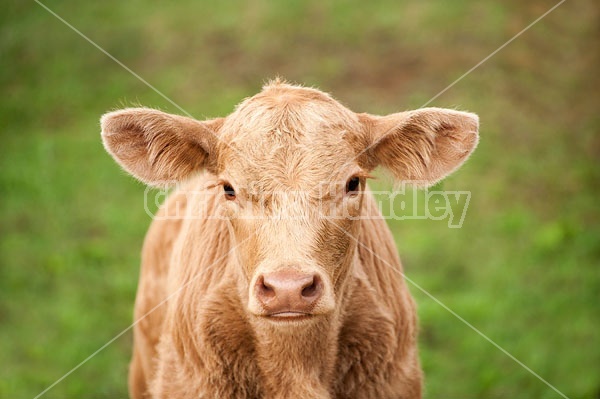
[1,0,598,397]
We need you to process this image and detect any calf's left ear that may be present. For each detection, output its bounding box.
[358,108,479,187]
[101,108,223,186]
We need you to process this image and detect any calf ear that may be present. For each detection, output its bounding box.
[359,108,479,187]
[101,108,223,186]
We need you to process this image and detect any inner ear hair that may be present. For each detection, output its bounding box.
[101,108,223,187]
[360,108,479,187]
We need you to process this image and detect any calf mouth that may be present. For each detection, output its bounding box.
[265,311,313,322]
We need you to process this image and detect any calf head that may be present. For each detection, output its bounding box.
[101,80,478,326]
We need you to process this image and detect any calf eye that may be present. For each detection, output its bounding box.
[223,183,236,200]
[345,176,360,195]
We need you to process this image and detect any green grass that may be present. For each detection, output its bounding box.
[1,0,598,397]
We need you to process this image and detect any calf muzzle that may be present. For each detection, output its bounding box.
[254,269,323,317]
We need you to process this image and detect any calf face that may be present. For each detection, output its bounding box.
[101,80,478,326]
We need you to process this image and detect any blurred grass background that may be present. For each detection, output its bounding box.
[1,0,598,397]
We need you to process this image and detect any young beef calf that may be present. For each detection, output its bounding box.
[101,80,478,398]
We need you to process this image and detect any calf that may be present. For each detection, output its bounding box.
[101,80,478,398]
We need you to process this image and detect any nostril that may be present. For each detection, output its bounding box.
[301,275,321,299]
[301,283,316,298]
[261,278,273,292]
[256,275,275,299]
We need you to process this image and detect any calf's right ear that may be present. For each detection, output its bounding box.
[101,108,223,186]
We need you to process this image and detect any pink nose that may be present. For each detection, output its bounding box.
[255,269,323,316]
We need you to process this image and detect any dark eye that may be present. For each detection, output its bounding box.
[345,176,360,195]
[223,183,236,200]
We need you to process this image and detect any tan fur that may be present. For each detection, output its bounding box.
[101,80,478,398]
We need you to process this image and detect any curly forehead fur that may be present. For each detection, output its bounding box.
[216,80,363,193]
[223,80,361,140]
